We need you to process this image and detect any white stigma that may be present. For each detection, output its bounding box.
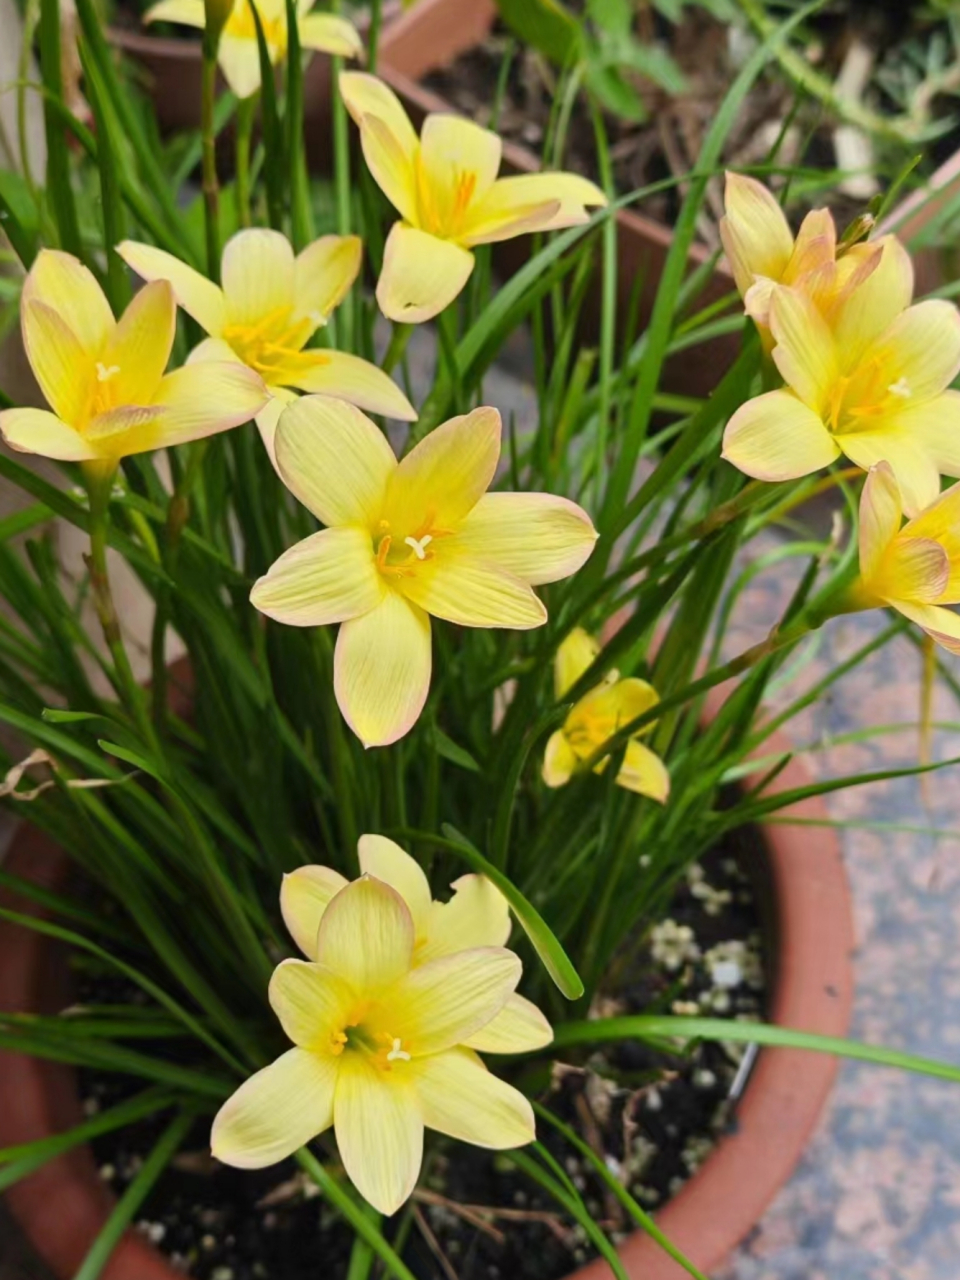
[96,362,121,383]
[404,534,433,561]
[386,1037,411,1063]
[888,377,912,399]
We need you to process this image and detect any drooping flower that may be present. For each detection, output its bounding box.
[338,73,607,324]
[211,874,538,1215]
[144,0,361,100]
[720,172,910,343]
[0,249,267,468]
[722,277,960,517]
[280,834,553,1053]
[118,229,416,468]
[851,461,960,652]
[250,396,598,746]
[542,628,669,800]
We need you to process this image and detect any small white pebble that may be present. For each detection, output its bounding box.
[201,1234,216,1251]
[82,1097,100,1117]
[98,1164,115,1182]
[211,1269,234,1280]
[693,1068,717,1089]
[645,1088,662,1111]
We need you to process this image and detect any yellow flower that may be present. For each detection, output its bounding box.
[543,628,669,800]
[145,0,361,100]
[117,229,416,468]
[280,834,553,1053]
[250,396,598,747]
[722,273,960,517]
[853,461,960,652]
[338,73,607,323]
[211,874,537,1215]
[0,249,267,467]
[720,172,908,343]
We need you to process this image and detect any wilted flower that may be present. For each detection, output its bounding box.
[338,72,607,323]
[280,834,553,1052]
[118,229,416,467]
[0,250,267,469]
[852,461,960,652]
[145,0,361,100]
[251,396,598,747]
[211,874,538,1215]
[543,627,669,801]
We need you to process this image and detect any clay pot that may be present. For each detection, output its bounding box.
[0,708,855,1280]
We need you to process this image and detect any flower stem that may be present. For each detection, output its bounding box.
[382,322,412,376]
[235,93,255,228]
[200,38,221,281]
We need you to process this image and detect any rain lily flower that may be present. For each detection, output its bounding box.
[211,874,537,1215]
[338,72,607,323]
[543,628,669,800]
[0,249,267,469]
[852,461,960,653]
[118,229,416,468]
[720,171,910,344]
[280,834,553,1053]
[250,396,598,747]
[144,0,361,100]
[722,277,960,517]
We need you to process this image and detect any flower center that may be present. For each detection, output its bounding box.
[374,516,450,580]
[414,157,478,239]
[226,1,286,50]
[826,358,912,435]
[223,307,315,382]
[332,1021,412,1071]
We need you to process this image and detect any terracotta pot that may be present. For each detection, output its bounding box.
[0,707,855,1280]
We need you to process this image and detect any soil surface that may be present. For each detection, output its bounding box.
[76,831,766,1280]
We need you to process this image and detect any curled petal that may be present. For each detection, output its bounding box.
[722,390,840,482]
[117,240,227,335]
[902,476,960,603]
[254,385,298,470]
[251,526,384,627]
[359,115,419,226]
[462,172,606,245]
[281,865,349,957]
[339,72,419,156]
[719,172,794,298]
[618,739,670,802]
[894,600,960,654]
[412,1047,536,1147]
[376,222,475,325]
[0,408,98,461]
[858,462,903,586]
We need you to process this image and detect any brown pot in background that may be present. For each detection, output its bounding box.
[0,707,855,1280]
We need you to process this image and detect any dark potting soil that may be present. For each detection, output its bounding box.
[75,832,766,1280]
[422,4,960,247]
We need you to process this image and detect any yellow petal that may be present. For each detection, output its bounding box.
[418,114,502,228]
[316,874,415,991]
[719,172,794,299]
[211,1048,337,1168]
[390,947,520,1055]
[298,11,362,55]
[22,249,113,357]
[890,390,960,484]
[251,526,385,627]
[144,0,205,25]
[454,492,597,586]
[462,993,553,1054]
[542,729,576,788]
[786,207,835,280]
[376,222,475,325]
[769,286,838,413]
[146,362,267,451]
[274,395,397,529]
[218,34,265,100]
[20,300,93,424]
[722,389,840,482]
[338,72,419,156]
[0,408,98,461]
[838,428,941,519]
[222,228,295,327]
[293,235,362,326]
[268,959,356,1049]
[385,405,500,534]
[401,555,547,629]
[462,172,606,245]
[859,461,903,585]
[419,874,511,964]
[554,627,601,699]
[872,299,960,402]
[85,406,165,456]
[412,1047,535,1146]
[879,536,950,605]
[334,591,432,747]
[254,385,298,470]
[280,865,349,957]
[101,280,176,406]
[618,739,670,801]
[117,239,227,336]
[291,350,417,421]
[358,835,432,936]
[901,477,960,602]
[334,1051,423,1216]
[831,235,914,363]
[895,599,960,654]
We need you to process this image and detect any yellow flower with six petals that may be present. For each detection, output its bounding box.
[543,628,670,800]
[852,461,960,653]
[211,872,539,1215]
[250,395,598,747]
[145,0,361,100]
[338,73,607,323]
[0,249,267,469]
[280,834,553,1053]
[118,229,416,468]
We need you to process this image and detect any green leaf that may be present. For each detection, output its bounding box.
[39,0,82,257]
[495,0,585,66]
[0,170,39,267]
[431,725,481,772]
